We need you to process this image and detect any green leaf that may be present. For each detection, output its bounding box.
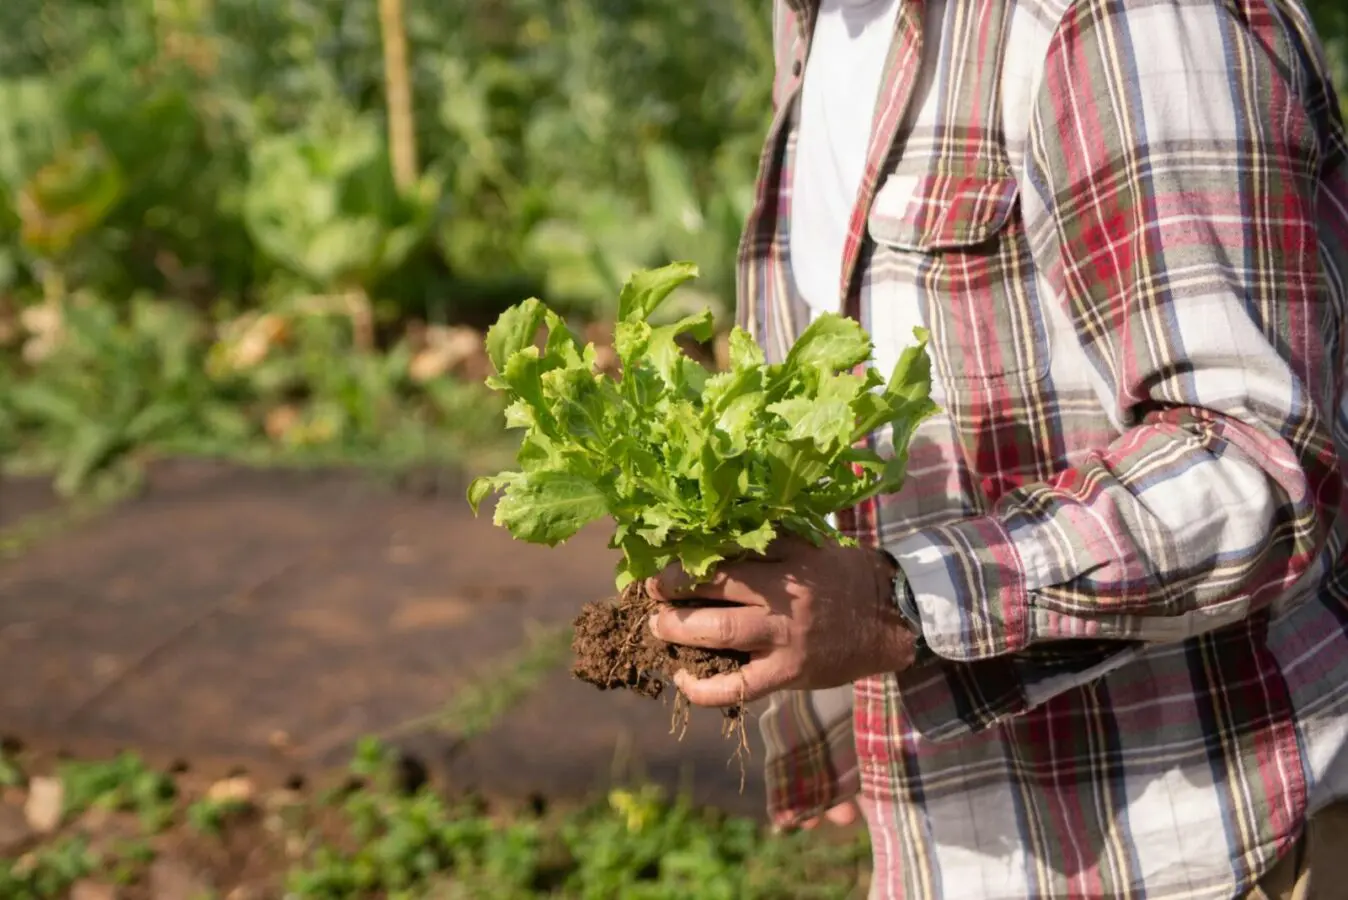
[500,349,556,433]
[699,445,741,524]
[492,472,609,546]
[733,521,777,555]
[617,261,699,323]
[676,540,725,580]
[660,400,707,477]
[883,328,937,407]
[613,320,652,368]
[467,475,511,516]
[543,367,613,450]
[615,531,675,589]
[517,432,561,472]
[468,266,940,593]
[503,399,533,430]
[768,373,865,450]
[543,311,588,368]
[713,392,765,453]
[485,298,547,374]
[764,438,831,505]
[727,327,765,371]
[646,308,715,389]
[637,507,682,546]
[783,313,872,374]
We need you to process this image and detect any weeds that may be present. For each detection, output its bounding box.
[2,292,509,494]
[58,752,177,833]
[0,836,97,899]
[186,795,251,837]
[0,741,869,899]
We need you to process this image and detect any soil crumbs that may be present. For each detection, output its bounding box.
[570,582,751,761]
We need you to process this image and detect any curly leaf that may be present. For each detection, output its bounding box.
[485,298,547,374]
[784,314,873,374]
[617,261,699,324]
[491,471,610,546]
[469,264,939,589]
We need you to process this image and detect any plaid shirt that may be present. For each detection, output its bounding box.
[737,0,1348,897]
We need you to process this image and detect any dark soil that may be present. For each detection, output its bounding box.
[570,581,749,721]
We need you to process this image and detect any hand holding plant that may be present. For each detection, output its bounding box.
[646,532,920,708]
[469,262,937,744]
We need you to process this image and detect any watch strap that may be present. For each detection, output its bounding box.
[877,547,933,666]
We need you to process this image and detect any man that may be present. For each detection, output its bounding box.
[646,0,1348,897]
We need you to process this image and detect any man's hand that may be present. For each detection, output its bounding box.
[645,535,919,707]
[792,800,859,831]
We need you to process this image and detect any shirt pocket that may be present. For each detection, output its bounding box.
[866,172,1050,389]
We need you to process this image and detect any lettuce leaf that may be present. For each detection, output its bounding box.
[468,263,939,589]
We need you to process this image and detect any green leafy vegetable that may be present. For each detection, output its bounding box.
[468,263,938,590]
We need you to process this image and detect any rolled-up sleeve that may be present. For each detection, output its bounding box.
[893,0,1341,665]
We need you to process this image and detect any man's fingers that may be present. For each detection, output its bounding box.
[646,563,760,605]
[825,802,858,826]
[646,555,795,606]
[645,562,699,602]
[648,605,781,652]
[799,803,858,830]
[672,660,793,707]
[772,802,857,834]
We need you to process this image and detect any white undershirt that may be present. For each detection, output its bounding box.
[789,0,901,319]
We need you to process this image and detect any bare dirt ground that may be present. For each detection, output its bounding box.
[0,459,766,815]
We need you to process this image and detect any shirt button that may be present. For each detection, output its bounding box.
[792,58,803,77]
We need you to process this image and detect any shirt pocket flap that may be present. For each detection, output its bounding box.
[868,174,1021,251]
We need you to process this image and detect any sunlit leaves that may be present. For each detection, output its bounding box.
[468,263,937,589]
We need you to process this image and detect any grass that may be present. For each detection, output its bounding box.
[0,741,870,900]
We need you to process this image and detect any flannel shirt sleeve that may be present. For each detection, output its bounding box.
[892,0,1343,663]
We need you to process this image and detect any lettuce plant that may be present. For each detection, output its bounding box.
[468,262,937,591]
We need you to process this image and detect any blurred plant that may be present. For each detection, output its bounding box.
[242,301,414,448]
[0,354,17,461]
[525,141,754,325]
[1308,0,1348,118]
[203,293,506,470]
[0,13,253,303]
[8,294,251,494]
[0,0,774,327]
[242,105,445,348]
[6,286,506,492]
[17,137,124,263]
[16,135,125,303]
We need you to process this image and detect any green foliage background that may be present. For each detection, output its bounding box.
[0,0,1342,491]
[0,0,773,325]
[0,0,1342,323]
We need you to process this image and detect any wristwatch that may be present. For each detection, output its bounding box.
[877,547,932,664]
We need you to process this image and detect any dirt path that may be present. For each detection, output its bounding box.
[0,475,59,529]
[0,460,766,818]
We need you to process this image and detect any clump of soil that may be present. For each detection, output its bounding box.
[571,581,753,782]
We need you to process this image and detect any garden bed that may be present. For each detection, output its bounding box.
[0,741,869,900]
